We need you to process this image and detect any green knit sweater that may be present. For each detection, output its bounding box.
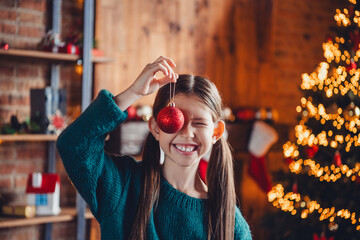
[56,90,252,240]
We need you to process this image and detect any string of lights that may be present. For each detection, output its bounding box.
[268,184,360,231]
[283,141,360,182]
[298,98,360,134]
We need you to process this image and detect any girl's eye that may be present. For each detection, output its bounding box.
[194,122,207,126]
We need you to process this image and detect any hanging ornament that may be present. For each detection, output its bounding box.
[313,233,334,240]
[292,181,298,193]
[285,157,294,165]
[305,145,319,158]
[346,58,357,72]
[333,150,342,167]
[157,82,184,134]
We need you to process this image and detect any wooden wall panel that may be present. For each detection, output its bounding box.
[94,0,345,125]
[94,0,261,109]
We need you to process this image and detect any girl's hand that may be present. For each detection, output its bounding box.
[113,56,178,111]
[129,56,178,97]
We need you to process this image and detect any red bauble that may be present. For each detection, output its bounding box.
[333,150,342,167]
[305,145,319,158]
[157,105,184,133]
[285,157,295,165]
[126,105,138,121]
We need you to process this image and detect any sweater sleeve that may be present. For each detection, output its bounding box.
[234,207,252,240]
[56,89,134,222]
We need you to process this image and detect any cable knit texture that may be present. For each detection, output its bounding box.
[56,89,252,240]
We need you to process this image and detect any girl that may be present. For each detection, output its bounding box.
[57,56,252,240]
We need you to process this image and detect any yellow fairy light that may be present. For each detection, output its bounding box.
[268,184,360,230]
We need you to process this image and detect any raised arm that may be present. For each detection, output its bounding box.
[56,56,177,221]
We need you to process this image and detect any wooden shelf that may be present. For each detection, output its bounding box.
[0,49,114,63]
[0,49,79,62]
[0,134,58,142]
[0,207,93,228]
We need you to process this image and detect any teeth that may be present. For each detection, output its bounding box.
[175,145,196,152]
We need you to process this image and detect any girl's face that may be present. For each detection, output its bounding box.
[156,94,216,168]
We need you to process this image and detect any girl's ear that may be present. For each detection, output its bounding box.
[212,120,225,144]
[148,116,160,141]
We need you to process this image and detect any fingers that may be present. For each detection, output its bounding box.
[154,56,176,68]
[151,56,177,82]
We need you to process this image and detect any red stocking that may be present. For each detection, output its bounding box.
[248,154,272,193]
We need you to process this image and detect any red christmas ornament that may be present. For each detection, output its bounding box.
[305,145,319,158]
[333,150,342,167]
[236,108,255,121]
[157,103,184,133]
[292,182,298,193]
[285,157,295,165]
[0,41,9,50]
[126,105,138,121]
[346,59,357,72]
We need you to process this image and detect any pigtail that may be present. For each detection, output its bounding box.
[206,137,236,240]
[129,132,161,240]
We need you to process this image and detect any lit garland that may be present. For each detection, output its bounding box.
[301,62,360,98]
[268,184,360,231]
[334,9,351,26]
[294,123,360,150]
[323,39,360,64]
[298,98,360,134]
[289,158,360,182]
[349,0,356,5]
[283,141,360,182]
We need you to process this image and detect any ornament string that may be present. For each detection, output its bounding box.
[169,82,176,106]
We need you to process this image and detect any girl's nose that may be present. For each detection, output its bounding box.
[179,123,195,138]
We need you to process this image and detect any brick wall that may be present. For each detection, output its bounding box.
[0,0,81,239]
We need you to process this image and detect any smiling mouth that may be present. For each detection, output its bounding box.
[173,144,198,152]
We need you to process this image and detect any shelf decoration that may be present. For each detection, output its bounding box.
[0,115,41,135]
[26,173,61,216]
[41,30,80,54]
[0,41,9,50]
[47,110,68,135]
[223,107,279,122]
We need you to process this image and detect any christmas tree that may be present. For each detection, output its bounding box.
[264,1,360,239]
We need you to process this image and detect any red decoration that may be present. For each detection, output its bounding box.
[198,159,208,183]
[313,233,334,240]
[346,59,357,72]
[47,110,67,135]
[157,105,184,134]
[126,105,138,121]
[248,154,272,193]
[63,43,80,54]
[292,182,298,193]
[0,41,9,50]
[305,145,319,158]
[355,175,360,184]
[333,150,342,167]
[285,157,295,165]
[26,173,60,194]
[236,108,255,121]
